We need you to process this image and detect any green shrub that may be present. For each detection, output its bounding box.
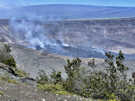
[64,58,81,92]
[88,58,96,69]
[0,90,4,96]
[15,68,28,77]
[1,56,16,68]
[82,71,108,98]
[0,73,18,84]
[0,44,16,68]
[37,70,49,84]
[50,70,62,84]
[4,44,11,53]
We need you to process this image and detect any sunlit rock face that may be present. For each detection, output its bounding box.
[1,18,135,58]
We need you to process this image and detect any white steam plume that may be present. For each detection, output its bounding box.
[9,17,63,50]
[9,17,105,58]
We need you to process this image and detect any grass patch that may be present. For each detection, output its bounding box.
[0,90,4,96]
[15,68,28,77]
[0,74,18,84]
[37,83,73,95]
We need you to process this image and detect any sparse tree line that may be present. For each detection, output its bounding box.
[37,50,135,101]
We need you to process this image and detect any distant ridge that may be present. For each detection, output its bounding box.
[1,4,135,19]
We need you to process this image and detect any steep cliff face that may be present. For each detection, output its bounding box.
[1,18,135,57]
[0,19,16,43]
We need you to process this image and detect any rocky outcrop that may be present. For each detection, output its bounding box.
[0,63,17,76]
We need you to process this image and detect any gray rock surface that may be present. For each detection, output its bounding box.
[10,44,66,79]
[0,81,92,101]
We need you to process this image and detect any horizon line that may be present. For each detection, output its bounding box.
[21,3,135,8]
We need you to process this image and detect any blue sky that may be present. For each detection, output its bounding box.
[1,0,135,8]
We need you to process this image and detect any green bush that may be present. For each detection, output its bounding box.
[4,44,11,53]
[0,90,4,96]
[82,71,108,98]
[0,44,16,68]
[37,70,49,84]
[1,56,16,68]
[64,58,81,92]
[0,73,18,84]
[50,70,62,84]
[0,44,28,78]
[15,68,28,77]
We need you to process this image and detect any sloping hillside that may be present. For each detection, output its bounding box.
[0,81,93,101]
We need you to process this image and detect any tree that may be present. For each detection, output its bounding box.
[116,50,128,79]
[105,52,118,93]
[88,58,96,69]
[64,58,81,91]
[50,70,62,84]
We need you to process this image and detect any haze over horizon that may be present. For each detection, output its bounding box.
[0,0,135,9]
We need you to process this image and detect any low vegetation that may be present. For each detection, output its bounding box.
[0,44,28,78]
[0,73,18,84]
[0,90,4,96]
[37,69,73,95]
[37,83,72,95]
[15,68,28,77]
[0,44,28,85]
[37,51,135,101]
[0,44,16,68]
